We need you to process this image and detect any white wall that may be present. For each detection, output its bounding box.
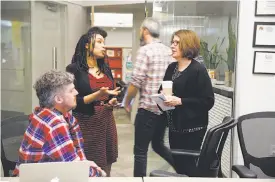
[104,28,132,48]
[233,0,275,170]
[65,2,90,65]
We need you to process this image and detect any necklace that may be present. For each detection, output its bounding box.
[88,67,98,73]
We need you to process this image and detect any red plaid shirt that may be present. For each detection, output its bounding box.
[13,107,99,177]
[131,40,175,114]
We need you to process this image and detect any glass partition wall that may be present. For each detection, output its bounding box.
[153,1,239,177]
[153,1,238,88]
[1,1,32,117]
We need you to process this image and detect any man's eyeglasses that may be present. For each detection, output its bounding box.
[171,40,180,46]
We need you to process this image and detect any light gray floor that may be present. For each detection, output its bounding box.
[111,124,174,177]
[111,109,175,177]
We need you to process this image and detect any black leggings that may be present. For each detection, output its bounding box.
[169,129,206,176]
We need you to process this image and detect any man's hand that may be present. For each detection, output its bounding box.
[124,84,138,113]
[124,100,131,113]
[89,161,106,177]
[89,160,98,168]
[98,168,107,177]
[124,105,131,113]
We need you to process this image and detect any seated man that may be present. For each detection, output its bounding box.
[12,70,106,177]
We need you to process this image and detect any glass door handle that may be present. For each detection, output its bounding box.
[52,47,57,69]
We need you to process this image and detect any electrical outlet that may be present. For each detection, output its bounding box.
[270,145,275,156]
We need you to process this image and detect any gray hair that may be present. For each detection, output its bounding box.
[33,70,75,108]
[141,17,160,38]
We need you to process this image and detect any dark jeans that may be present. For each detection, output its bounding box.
[169,129,206,176]
[134,108,174,177]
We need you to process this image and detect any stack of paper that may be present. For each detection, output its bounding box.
[151,94,175,111]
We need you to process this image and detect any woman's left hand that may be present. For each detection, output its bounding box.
[103,98,119,109]
[108,98,118,106]
[164,95,182,107]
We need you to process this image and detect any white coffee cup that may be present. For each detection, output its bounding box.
[162,81,173,96]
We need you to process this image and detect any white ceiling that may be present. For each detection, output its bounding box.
[94,13,133,27]
[65,0,151,7]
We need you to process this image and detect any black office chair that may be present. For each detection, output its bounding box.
[232,112,275,178]
[150,116,237,177]
[1,114,29,176]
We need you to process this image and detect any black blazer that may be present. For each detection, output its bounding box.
[163,60,214,130]
[66,63,114,116]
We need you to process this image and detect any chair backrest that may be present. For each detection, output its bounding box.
[237,112,275,178]
[1,114,29,176]
[197,116,237,177]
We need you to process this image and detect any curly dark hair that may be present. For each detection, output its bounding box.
[71,27,112,79]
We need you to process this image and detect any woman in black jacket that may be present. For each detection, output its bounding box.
[66,27,120,176]
[162,29,214,176]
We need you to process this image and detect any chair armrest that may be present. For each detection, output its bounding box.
[150,170,187,177]
[171,149,200,157]
[232,165,257,178]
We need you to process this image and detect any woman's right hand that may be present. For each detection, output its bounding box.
[99,87,121,96]
[84,87,121,104]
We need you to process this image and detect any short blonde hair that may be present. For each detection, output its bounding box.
[172,29,200,59]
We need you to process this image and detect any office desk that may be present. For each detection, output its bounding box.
[143,177,274,182]
[2,177,275,182]
[0,177,142,182]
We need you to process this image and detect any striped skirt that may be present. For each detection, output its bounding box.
[73,106,118,168]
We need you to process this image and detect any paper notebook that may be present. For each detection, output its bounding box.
[151,94,175,111]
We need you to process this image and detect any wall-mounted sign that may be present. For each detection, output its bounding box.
[255,0,275,16]
[122,48,132,83]
[106,50,115,57]
[253,51,275,75]
[253,22,275,48]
